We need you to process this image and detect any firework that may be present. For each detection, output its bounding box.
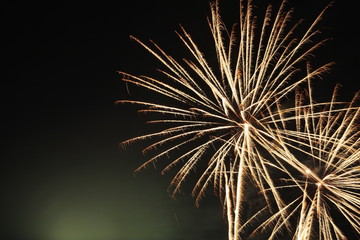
[246,83,360,239]
[118,0,358,239]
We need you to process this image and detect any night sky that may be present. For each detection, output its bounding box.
[1,1,359,240]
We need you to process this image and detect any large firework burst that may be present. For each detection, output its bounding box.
[119,0,359,239]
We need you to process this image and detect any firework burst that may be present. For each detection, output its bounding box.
[248,83,360,239]
[118,0,358,239]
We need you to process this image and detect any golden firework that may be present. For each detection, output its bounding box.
[119,0,359,239]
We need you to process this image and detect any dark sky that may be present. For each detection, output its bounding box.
[1,1,359,240]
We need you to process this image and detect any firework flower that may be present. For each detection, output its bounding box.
[118,0,344,239]
[241,81,359,239]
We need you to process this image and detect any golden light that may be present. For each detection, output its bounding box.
[243,123,250,132]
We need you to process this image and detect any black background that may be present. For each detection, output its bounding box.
[1,1,359,239]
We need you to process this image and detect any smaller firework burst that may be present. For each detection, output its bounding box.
[247,83,360,239]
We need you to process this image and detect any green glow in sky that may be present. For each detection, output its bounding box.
[19,168,177,240]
